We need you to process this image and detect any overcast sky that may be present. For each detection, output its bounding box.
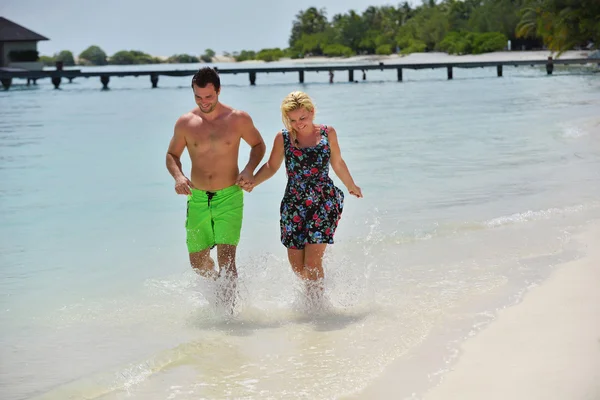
[1,0,420,57]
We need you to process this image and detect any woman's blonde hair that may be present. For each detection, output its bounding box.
[281,91,316,145]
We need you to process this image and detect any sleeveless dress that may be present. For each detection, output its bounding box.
[280,125,344,249]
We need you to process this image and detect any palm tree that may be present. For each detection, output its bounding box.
[517,0,599,57]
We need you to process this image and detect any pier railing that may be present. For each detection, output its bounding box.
[1,57,599,90]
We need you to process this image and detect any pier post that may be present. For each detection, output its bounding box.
[27,78,31,86]
[100,75,110,90]
[299,70,304,84]
[53,62,63,89]
[150,74,159,88]
[1,78,12,90]
[546,56,554,75]
[348,69,354,82]
[497,65,503,77]
[447,66,453,80]
[397,68,403,82]
[68,77,74,83]
[33,78,37,85]
[249,72,256,85]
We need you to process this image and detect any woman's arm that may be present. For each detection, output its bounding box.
[328,126,363,198]
[252,131,285,187]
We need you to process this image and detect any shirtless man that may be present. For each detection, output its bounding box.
[166,67,265,289]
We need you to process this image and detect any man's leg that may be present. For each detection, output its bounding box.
[189,249,217,279]
[210,186,243,310]
[186,190,215,277]
[217,244,237,280]
[216,244,237,309]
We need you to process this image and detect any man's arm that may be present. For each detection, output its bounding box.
[237,111,266,187]
[166,117,193,195]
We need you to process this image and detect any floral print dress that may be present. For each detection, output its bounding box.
[280,125,344,249]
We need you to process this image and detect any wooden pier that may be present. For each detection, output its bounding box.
[1,57,599,90]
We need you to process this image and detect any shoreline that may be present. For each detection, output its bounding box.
[350,220,600,400]
[240,50,594,65]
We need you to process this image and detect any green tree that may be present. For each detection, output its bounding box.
[55,50,75,66]
[271,0,599,59]
[200,48,216,62]
[468,0,524,39]
[39,55,55,66]
[399,1,415,23]
[421,7,451,50]
[167,54,199,63]
[295,31,335,55]
[395,4,449,52]
[109,51,137,65]
[323,44,355,57]
[78,45,107,65]
[256,48,285,62]
[332,11,366,52]
[445,0,479,31]
[109,50,160,65]
[517,0,600,56]
[233,50,256,62]
[375,44,394,55]
[357,6,402,53]
[289,7,329,48]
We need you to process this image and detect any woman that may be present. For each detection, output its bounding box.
[251,91,362,297]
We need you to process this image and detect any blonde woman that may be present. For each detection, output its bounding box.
[252,91,362,297]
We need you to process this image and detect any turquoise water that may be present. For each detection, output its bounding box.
[1,62,600,399]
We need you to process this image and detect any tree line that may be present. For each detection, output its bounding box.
[39,47,218,66]
[39,0,599,66]
[283,0,598,58]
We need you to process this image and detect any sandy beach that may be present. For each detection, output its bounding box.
[214,50,596,65]
[289,50,593,64]
[352,221,600,400]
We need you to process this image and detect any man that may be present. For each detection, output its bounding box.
[166,67,265,296]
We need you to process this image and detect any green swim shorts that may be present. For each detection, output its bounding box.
[185,185,244,253]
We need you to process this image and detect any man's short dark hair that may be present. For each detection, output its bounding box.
[191,67,220,91]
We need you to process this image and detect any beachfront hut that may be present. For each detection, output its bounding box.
[0,17,49,71]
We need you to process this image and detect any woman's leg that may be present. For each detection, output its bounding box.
[302,244,327,297]
[287,248,305,279]
[287,244,326,281]
[303,244,327,281]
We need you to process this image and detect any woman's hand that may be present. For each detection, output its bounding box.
[347,184,363,198]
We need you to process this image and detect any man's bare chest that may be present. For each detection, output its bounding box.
[187,124,239,153]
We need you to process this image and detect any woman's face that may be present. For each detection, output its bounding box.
[287,107,314,134]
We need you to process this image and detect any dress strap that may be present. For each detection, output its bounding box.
[321,124,329,137]
[282,128,291,148]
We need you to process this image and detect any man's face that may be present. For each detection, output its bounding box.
[193,83,219,114]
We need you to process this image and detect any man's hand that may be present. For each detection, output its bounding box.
[241,183,254,193]
[236,169,255,192]
[174,176,193,195]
